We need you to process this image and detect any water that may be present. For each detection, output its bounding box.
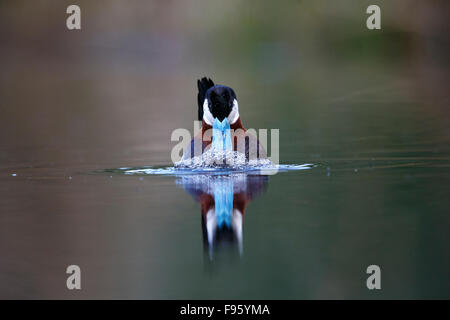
[2,149,449,299]
[1,0,449,299]
[1,96,450,299]
[104,161,315,262]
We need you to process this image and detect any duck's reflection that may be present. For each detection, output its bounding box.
[177,174,268,260]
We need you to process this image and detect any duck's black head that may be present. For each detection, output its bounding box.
[206,85,237,122]
[197,78,240,125]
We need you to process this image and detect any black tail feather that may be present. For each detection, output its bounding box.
[197,77,215,121]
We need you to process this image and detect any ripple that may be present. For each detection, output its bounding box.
[103,163,315,176]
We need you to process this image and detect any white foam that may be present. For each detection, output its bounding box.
[175,149,273,170]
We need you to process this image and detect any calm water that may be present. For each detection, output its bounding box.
[1,122,449,299]
[1,0,449,299]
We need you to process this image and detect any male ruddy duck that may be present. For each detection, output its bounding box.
[181,77,266,161]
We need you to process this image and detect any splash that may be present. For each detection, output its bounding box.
[175,149,273,170]
[108,163,315,176]
[103,119,315,175]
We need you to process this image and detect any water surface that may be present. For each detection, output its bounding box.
[1,146,449,299]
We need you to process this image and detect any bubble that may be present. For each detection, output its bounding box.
[175,149,273,170]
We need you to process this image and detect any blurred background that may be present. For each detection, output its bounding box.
[0,0,449,299]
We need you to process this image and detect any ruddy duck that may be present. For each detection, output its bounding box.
[181,77,266,161]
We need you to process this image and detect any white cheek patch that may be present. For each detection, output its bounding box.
[228,99,240,125]
[203,98,240,125]
[202,99,215,126]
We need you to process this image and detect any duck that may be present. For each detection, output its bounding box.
[181,77,266,161]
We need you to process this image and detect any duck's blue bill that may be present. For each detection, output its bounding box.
[212,118,232,152]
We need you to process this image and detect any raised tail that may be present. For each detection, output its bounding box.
[197,77,215,121]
